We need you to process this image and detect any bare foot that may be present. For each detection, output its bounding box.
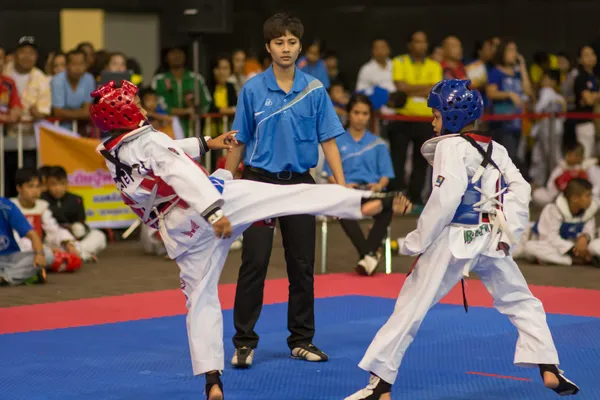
[208,384,223,400]
[361,200,383,216]
[380,394,392,400]
[542,370,560,389]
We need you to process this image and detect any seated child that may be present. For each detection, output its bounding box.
[41,166,107,262]
[328,80,349,124]
[518,178,600,266]
[532,142,600,206]
[11,168,82,272]
[323,94,395,275]
[0,196,47,285]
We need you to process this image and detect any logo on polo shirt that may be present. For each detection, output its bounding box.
[264,99,272,107]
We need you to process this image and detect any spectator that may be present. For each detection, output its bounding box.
[486,38,533,163]
[41,166,106,262]
[151,46,212,137]
[90,50,109,80]
[328,81,349,123]
[530,51,553,90]
[441,35,466,79]
[139,87,171,130]
[556,52,571,83]
[0,196,47,286]
[75,41,95,70]
[0,46,23,124]
[228,49,248,94]
[324,50,348,89]
[323,94,394,276]
[38,165,54,192]
[44,51,66,77]
[209,55,237,116]
[529,69,568,186]
[531,141,600,207]
[466,38,496,107]
[567,45,599,159]
[5,36,51,133]
[50,49,95,132]
[105,51,127,72]
[126,57,144,87]
[297,39,330,88]
[356,38,395,94]
[11,168,82,272]
[389,30,442,209]
[430,44,444,63]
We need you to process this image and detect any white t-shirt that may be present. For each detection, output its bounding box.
[355,58,395,93]
[11,71,31,96]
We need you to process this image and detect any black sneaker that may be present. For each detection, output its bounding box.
[205,371,223,400]
[539,364,580,396]
[231,346,254,368]
[290,343,328,362]
[344,374,392,400]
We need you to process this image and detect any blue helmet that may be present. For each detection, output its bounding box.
[427,79,483,134]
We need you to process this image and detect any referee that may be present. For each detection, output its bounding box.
[225,13,346,367]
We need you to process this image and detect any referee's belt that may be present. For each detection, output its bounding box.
[247,167,309,180]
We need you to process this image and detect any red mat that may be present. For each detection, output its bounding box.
[1,273,599,334]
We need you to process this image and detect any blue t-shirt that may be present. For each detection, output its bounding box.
[297,57,330,89]
[51,71,96,130]
[232,66,344,173]
[0,197,33,256]
[487,67,523,132]
[323,131,395,184]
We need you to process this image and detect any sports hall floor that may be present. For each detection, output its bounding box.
[1,216,599,399]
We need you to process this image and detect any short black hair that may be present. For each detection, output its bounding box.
[563,141,584,156]
[542,68,561,84]
[15,168,40,187]
[533,51,550,66]
[263,13,304,44]
[66,49,87,64]
[407,30,426,44]
[139,86,157,99]
[564,178,593,199]
[76,41,94,52]
[47,166,68,181]
[346,93,374,115]
[38,165,54,179]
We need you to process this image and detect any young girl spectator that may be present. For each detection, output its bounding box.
[227,49,248,94]
[486,38,533,164]
[323,94,395,276]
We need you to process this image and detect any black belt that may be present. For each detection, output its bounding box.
[247,167,309,181]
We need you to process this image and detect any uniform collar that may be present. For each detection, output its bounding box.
[462,130,492,143]
[264,65,306,93]
[96,123,152,153]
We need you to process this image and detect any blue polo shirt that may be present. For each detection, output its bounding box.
[0,197,33,256]
[233,65,344,173]
[51,71,96,130]
[323,131,395,184]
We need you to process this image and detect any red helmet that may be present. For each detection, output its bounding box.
[89,80,146,132]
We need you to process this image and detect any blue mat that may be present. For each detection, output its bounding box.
[0,296,598,399]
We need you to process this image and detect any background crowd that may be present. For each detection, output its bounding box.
[1,28,600,281]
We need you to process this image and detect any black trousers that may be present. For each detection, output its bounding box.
[340,205,393,259]
[387,121,431,204]
[233,168,316,350]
